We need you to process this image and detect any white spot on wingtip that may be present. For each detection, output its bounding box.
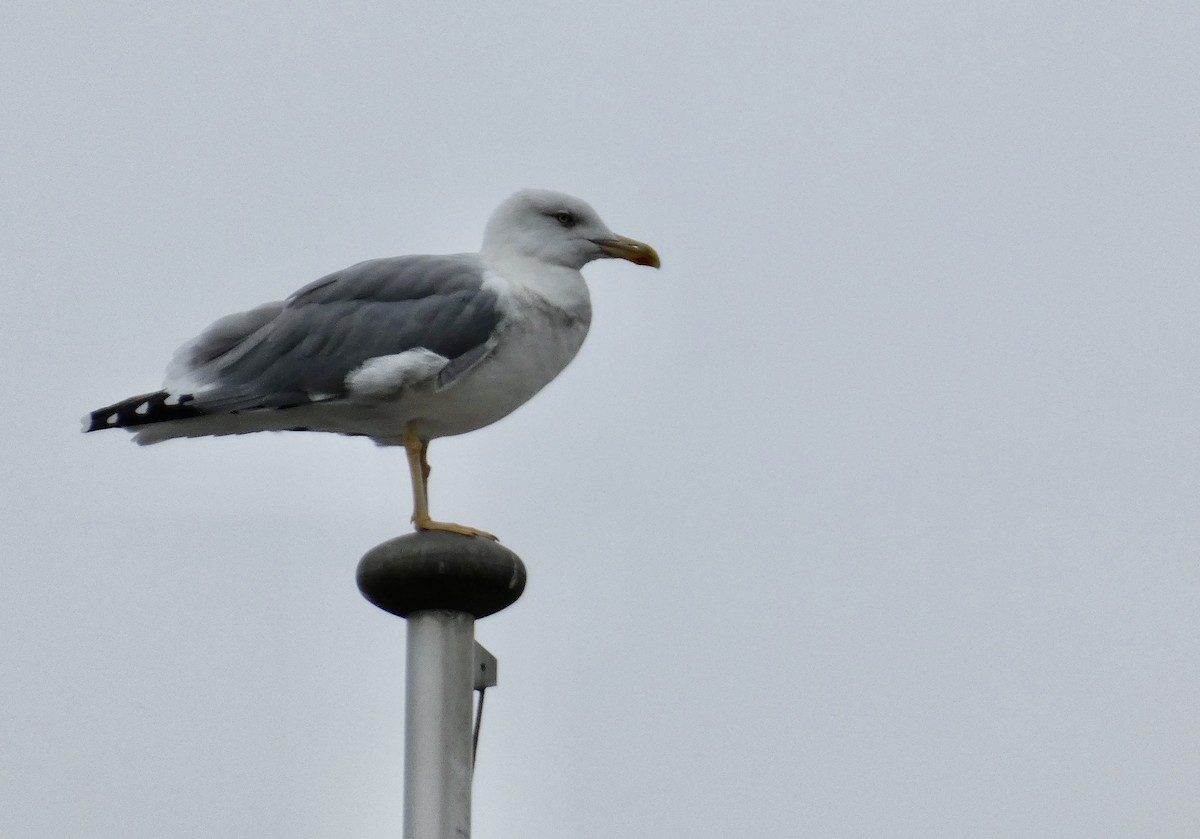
[134,402,149,415]
[105,413,118,425]
[164,393,182,406]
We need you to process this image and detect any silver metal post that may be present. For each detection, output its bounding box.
[404,610,475,839]
[357,532,526,839]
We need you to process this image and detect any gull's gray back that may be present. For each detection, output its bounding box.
[171,254,502,411]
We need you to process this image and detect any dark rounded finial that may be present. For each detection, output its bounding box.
[357,531,526,619]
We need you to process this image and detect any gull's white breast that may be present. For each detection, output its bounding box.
[416,306,589,438]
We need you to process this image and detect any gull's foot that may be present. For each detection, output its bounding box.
[412,516,498,541]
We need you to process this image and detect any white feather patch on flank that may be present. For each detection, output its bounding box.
[345,349,447,400]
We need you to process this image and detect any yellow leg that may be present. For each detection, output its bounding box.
[403,424,497,540]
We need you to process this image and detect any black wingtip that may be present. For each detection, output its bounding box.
[84,391,204,432]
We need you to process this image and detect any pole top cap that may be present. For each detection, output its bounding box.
[357,532,526,619]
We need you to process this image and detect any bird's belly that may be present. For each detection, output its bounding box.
[409,313,588,439]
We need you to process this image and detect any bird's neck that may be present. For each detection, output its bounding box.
[485,255,592,316]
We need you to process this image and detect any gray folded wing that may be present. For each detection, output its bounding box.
[167,254,502,412]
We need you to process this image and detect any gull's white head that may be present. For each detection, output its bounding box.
[481,189,660,271]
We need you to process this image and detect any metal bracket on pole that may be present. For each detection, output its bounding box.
[473,642,497,690]
[357,532,526,839]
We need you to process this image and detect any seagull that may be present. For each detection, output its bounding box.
[84,189,660,539]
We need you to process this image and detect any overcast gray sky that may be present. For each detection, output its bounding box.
[4,2,1199,837]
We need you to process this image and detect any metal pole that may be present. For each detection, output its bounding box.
[357,532,527,839]
[404,610,475,839]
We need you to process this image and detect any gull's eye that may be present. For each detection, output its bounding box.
[553,210,576,227]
